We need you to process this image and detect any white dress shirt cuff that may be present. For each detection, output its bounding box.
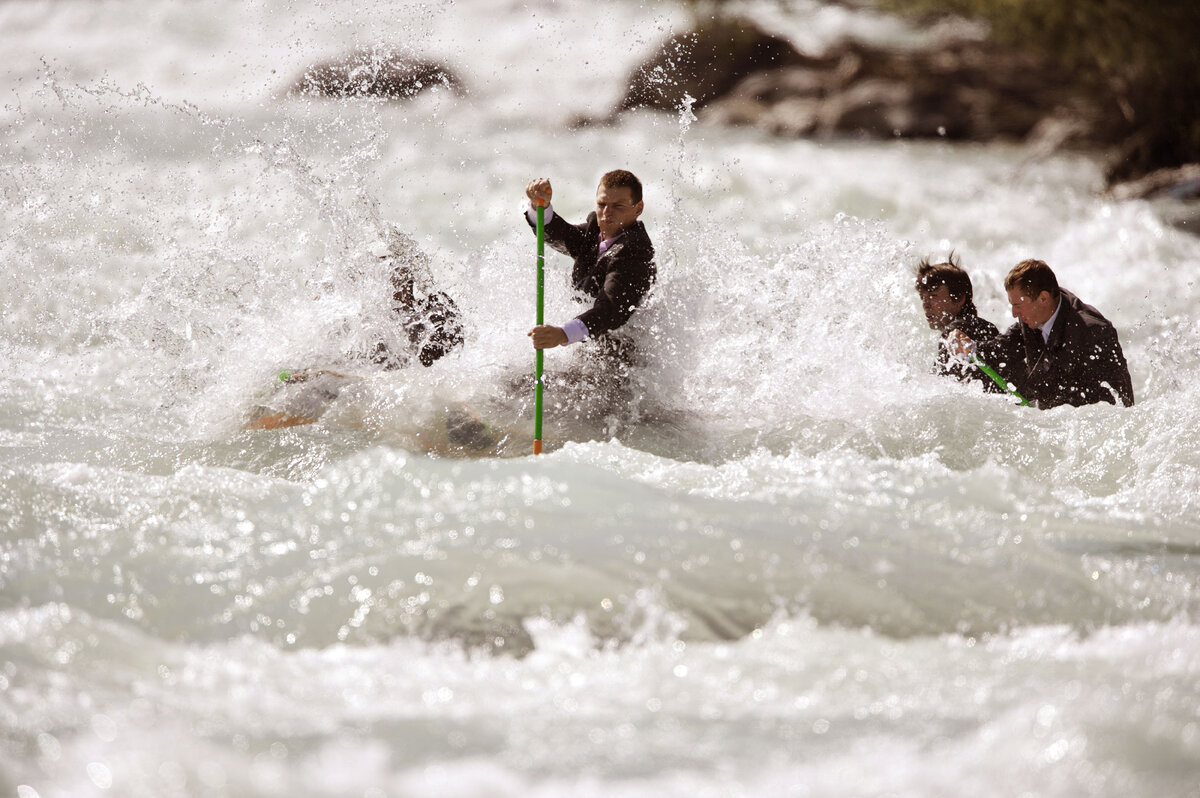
[525,202,555,225]
[562,318,589,344]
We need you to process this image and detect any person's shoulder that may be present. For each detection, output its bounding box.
[624,221,654,253]
[1060,289,1116,334]
[1060,289,1106,322]
[950,307,998,340]
[997,320,1023,339]
[973,317,1000,339]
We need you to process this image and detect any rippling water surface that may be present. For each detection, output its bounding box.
[3,1,1200,796]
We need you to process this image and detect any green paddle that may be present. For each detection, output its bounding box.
[971,355,1031,406]
[533,200,546,454]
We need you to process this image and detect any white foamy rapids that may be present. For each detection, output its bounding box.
[3,0,1200,796]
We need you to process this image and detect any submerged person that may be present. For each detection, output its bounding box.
[948,259,1134,409]
[370,225,464,369]
[522,170,656,368]
[246,225,465,430]
[914,253,1001,393]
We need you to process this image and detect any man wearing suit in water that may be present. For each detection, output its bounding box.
[949,259,1134,409]
[915,253,1001,393]
[369,225,464,370]
[522,170,656,364]
[245,225,466,431]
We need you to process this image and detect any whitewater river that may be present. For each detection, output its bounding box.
[3,0,1200,795]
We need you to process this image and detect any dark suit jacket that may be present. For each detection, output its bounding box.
[371,291,464,369]
[527,209,656,337]
[938,302,1001,392]
[976,289,1134,409]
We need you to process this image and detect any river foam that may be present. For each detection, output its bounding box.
[3,0,1199,795]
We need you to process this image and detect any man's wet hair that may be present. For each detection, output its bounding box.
[915,251,973,301]
[1005,259,1060,301]
[599,169,643,204]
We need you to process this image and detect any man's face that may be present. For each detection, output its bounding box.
[595,184,643,240]
[1007,286,1055,329]
[919,284,966,331]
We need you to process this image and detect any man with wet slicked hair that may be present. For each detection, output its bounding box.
[915,253,1000,392]
[949,259,1134,409]
[522,170,656,359]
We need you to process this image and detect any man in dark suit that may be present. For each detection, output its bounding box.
[949,259,1134,409]
[370,225,464,369]
[915,253,1001,392]
[522,170,656,355]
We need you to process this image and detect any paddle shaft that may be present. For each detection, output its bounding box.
[533,202,545,454]
[971,355,1031,406]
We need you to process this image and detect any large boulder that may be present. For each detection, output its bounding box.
[572,17,804,125]
[1109,164,1200,202]
[290,49,463,100]
[596,16,1102,145]
[703,38,1097,142]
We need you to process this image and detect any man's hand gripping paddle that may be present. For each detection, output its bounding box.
[949,329,1031,406]
[971,355,1031,406]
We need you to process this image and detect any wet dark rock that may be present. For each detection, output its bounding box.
[573,18,804,126]
[620,18,804,113]
[1109,164,1200,236]
[1109,164,1200,202]
[577,6,1195,186]
[581,15,1105,146]
[702,37,1096,142]
[1165,209,1200,236]
[290,49,463,100]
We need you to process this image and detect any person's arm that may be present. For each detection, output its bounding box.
[950,325,1024,381]
[524,200,556,226]
[573,243,655,337]
[523,177,595,349]
[526,208,590,259]
[523,177,588,258]
[973,325,1027,388]
[529,324,570,349]
[528,249,655,349]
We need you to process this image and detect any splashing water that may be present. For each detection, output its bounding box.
[3,1,1200,796]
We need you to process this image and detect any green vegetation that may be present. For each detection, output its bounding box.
[874,0,1200,182]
